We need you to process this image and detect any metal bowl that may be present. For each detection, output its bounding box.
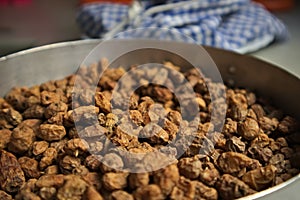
[0,39,299,199]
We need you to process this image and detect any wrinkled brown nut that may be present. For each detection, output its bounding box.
[84,186,103,200]
[170,176,195,200]
[193,180,218,200]
[41,91,60,105]
[222,118,237,137]
[36,174,64,188]
[242,165,277,190]
[85,155,102,171]
[23,105,45,119]
[225,136,245,153]
[153,164,179,196]
[110,190,134,200]
[217,174,256,200]
[57,175,87,200]
[64,138,88,156]
[4,87,27,111]
[0,129,11,150]
[8,124,35,154]
[100,153,124,173]
[248,146,273,163]
[281,147,294,159]
[278,116,298,134]
[0,150,25,193]
[269,139,281,152]
[129,110,143,126]
[217,152,261,174]
[258,117,278,134]
[18,156,40,179]
[237,117,260,140]
[102,172,128,191]
[269,154,286,173]
[32,141,49,156]
[39,147,57,170]
[199,162,220,186]
[128,172,149,190]
[229,104,248,121]
[134,184,164,200]
[39,187,56,200]
[250,133,270,148]
[45,102,68,119]
[251,104,265,118]
[139,123,169,144]
[16,191,41,200]
[0,190,12,200]
[39,124,66,141]
[177,157,202,179]
[95,92,111,113]
[163,120,178,141]
[167,110,182,126]
[82,172,102,191]
[45,165,59,175]
[0,108,23,126]
[59,155,81,174]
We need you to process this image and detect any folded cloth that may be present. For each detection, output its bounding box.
[77,0,287,53]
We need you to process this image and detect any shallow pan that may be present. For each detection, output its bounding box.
[0,39,299,199]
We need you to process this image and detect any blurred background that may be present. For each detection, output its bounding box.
[0,0,81,56]
[0,0,299,66]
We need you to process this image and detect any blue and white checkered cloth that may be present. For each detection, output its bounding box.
[77,0,287,53]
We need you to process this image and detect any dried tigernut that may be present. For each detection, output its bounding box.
[218,152,261,174]
[36,174,64,188]
[153,164,179,196]
[134,184,164,200]
[0,150,25,193]
[39,147,57,169]
[110,190,134,200]
[39,124,66,141]
[237,117,260,140]
[57,175,87,200]
[177,157,202,179]
[0,129,11,150]
[128,172,149,190]
[102,172,128,191]
[95,92,111,113]
[18,156,40,179]
[199,162,220,186]
[0,190,12,200]
[242,165,276,190]
[32,141,49,156]
[225,136,245,152]
[84,186,103,200]
[217,174,256,200]
[278,116,298,134]
[8,123,35,154]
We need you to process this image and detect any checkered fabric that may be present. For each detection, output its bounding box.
[77,0,287,53]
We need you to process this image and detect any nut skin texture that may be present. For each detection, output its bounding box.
[18,156,40,179]
[238,117,260,140]
[0,129,11,150]
[0,150,25,193]
[8,124,35,154]
[134,184,164,200]
[153,164,179,196]
[217,174,256,200]
[102,173,128,191]
[38,124,66,141]
[177,157,202,180]
[242,165,277,191]
[56,175,87,200]
[218,152,261,174]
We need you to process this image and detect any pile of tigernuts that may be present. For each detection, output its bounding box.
[0,59,300,200]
